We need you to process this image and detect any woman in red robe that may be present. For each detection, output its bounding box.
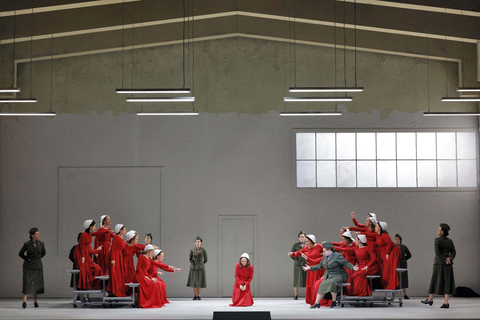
[122,230,146,289]
[288,234,324,305]
[136,245,164,308]
[375,221,401,290]
[344,212,378,252]
[93,215,113,275]
[74,220,103,290]
[149,249,182,305]
[107,224,126,297]
[331,230,357,295]
[229,253,254,307]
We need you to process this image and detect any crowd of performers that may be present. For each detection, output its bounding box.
[288,212,408,308]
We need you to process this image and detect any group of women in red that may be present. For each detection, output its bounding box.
[288,212,401,308]
[73,216,181,309]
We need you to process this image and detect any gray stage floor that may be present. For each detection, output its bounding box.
[1,297,479,319]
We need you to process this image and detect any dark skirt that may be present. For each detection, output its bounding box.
[400,270,409,289]
[293,264,307,287]
[187,269,207,288]
[428,264,455,295]
[23,268,45,295]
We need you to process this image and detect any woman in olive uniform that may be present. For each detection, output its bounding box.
[303,242,358,308]
[394,234,412,299]
[422,223,456,309]
[187,236,208,300]
[18,228,46,309]
[290,231,307,300]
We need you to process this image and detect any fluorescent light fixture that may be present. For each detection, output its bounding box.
[0,88,21,93]
[442,97,480,102]
[0,98,37,103]
[424,112,480,117]
[0,112,56,116]
[284,97,353,102]
[280,112,342,116]
[289,87,363,93]
[117,88,191,94]
[137,112,199,116]
[457,87,480,92]
[127,97,195,102]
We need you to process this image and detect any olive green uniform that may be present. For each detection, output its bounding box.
[19,240,46,295]
[291,242,307,287]
[310,252,354,294]
[428,235,456,295]
[187,247,208,288]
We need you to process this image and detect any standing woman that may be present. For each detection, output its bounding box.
[136,244,164,308]
[108,224,127,297]
[74,220,103,290]
[145,233,153,245]
[421,223,456,308]
[18,228,46,309]
[229,253,254,307]
[187,236,208,300]
[68,233,82,288]
[331,230,357,295]
[288,234,323,305]
[290,231,307,300]
[394,234,412,299]
[345,212,378,251]
[94,215,112,275]
[375,221,400,290]
[123,230,146,288]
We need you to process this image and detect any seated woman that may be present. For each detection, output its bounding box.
[303,242,358,308]
[229,253,254,307]
[74,220,103,290]
[331,230,356,295]
[123,230,147,294]
[136,244,164,308]
[107,224,127,297]
[375,222,400,290]
[149,249,182,305]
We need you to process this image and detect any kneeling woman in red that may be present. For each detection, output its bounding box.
[149,249,182,305]
[230,253,254,307]
[136,244,164,308]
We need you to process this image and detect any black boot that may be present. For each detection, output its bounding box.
[294,295,298,300]
[309,303,320,308]
[421,299,433,306]
[197,296,202,300]
[404,295,410,299]
[34,302,39,308]
[330,301,337,308]
[22,302,26,309]
[440,303,450,308]
[193,296,198,300]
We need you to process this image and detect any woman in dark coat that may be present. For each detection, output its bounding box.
[422,223,456,309]
[290,231,307,300]
[394,234,412,299]
[68,233,83,288]
[19,228,46,309]
[187,236,208,300]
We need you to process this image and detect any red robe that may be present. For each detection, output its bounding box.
[332,242,357,295]
[229,263,254,307]
[376,232,401,290]
[348,218,378,252]
[93,227,112,275]
[74,232,102,290]
[107,234,126,297]
[149,260,174,305]
[337,245,378,296]
[136,255,164,308]
[290,243,324,305]
[123,243,146,284]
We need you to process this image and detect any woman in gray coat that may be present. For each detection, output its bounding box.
[187,236,208,300]
[290,231,307,300]
[18,228,46,309]
[303,242,358,308]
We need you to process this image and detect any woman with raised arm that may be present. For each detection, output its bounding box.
[344,212,378,252]
[421,223,456,309]
[107,224,127,297]
[290,231,307,300]
[229,253,254,307]
[304,242,358,308]
[123,230,146,292]
[375,221,401,290]
[93,215,113,275]
[187,236,208,300]
[331,230,356,295]
[74,220,103,290]
[136,245,164,308]
[150,249,182,305]
[288,234,323,305]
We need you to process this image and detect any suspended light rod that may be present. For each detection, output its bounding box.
[457,87,480,92]
[424,112,480,117]
[117,88,191,94]
[0,112,55,116]
[0,88,21,93]
[280,112,342,116]
[127,97,195,102]
[289,87,363,93]
[284,97,353,102]
[137,112,199,116]
[0,98,37,103]
[442,97,480,102]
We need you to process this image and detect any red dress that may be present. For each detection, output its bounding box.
[376,232,401,290]
[338,245,378,296]
[107,234,126,297]
[229,263,254,307]
[332,242,357,295]
[93,227,111,275]
[290,243,324,305]
[136,255,164,308]
[348,218,378,252]
[74,232,102,289]
[149,260,174,305]
[123,243,146,284]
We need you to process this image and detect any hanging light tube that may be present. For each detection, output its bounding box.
[137,112,199,116]
[117,88,191,94]
[284,97,352,102]
[0,88,21,93]
[0,98,37,103]
[0,112,55,116]
[127,97,195,102]
[280,111,342,116]
[289,87,363,93]
[457,88,480,92]
[424,112,480,117]
[442,97,480,102]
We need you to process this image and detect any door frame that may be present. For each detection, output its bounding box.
[218,215,258,297]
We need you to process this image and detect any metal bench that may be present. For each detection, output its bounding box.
[370,268,408,307]
[338,275,379,308]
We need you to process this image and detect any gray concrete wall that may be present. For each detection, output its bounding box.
[0,38,479,298]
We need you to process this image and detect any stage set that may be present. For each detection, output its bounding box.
[1,297,479,320]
